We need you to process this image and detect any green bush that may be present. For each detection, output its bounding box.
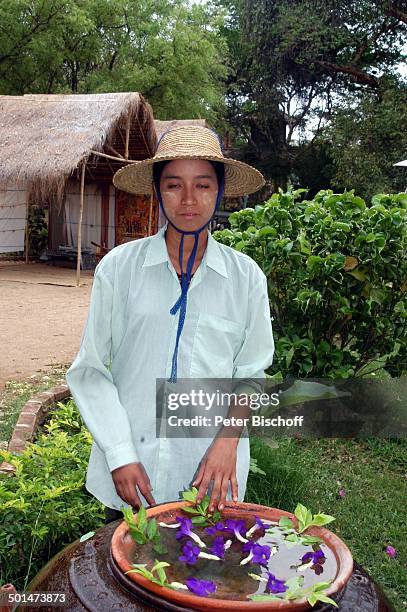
[214,189,407,378]
[0,400,104,590]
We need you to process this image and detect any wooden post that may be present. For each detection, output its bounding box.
[76,163,86,286]
[25,194,30,264]
[125,115,130,160]
[147,194,154,236]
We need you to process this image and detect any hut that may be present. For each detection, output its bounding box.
[0,92,158,280]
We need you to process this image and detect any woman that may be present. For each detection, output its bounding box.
[66,125,275,523]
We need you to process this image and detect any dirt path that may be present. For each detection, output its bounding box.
[0,263,93,390]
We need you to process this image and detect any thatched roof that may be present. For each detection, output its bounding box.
[155,119,207,137]
[0,92,156,200]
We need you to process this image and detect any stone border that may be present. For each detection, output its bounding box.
[0,383,70,475]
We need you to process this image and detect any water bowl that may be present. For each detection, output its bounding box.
[111,501,353,611]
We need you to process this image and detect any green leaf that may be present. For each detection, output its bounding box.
[279,516,294,530]
[146,518,157,540]
[79,531,95,542]
[311,513,336,527]
[182,488,198,503]
[191,515,208,525]
[130,529,146,545]
[307,594,318,606]
[315,594,339,607]
[136,506,147,534]
[180,506,201,514]
[152,560,170,572]
[294,503,309,527]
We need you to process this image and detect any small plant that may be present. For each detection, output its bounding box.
[122,506,165,554]
[180,486,222,526]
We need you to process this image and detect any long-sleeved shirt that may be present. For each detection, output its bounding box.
[65,222,275,509]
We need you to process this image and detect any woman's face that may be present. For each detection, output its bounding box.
[159,159,219,231]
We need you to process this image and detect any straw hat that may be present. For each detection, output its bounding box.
[113,125,265,197]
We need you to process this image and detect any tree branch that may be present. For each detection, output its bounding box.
[314,60,379,88]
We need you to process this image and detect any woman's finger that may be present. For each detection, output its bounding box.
[218,475,229,511]
[209,472,222,512]
[230,471,239,502]
[192,459,206,487]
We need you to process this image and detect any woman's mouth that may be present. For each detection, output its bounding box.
[179,212,198,219]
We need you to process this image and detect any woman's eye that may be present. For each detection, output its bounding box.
[197,184,210,189]
[167,183,180,189]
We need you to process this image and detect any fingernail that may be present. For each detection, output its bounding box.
[219,503,224,511]
[233,496,238,502]
[209,505,214,512]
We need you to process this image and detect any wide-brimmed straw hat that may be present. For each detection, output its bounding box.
[113,125,265,197]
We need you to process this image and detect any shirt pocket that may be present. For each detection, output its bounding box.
[190,313,245,378]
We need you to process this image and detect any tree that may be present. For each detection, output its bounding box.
[216,0,406,192]
[0,0,229,122]
[328,85,407,199]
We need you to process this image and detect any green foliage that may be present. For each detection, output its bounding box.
[27,205,48,258]
[0,0,228,124]
[0,400,104,590]
[181,487,222,525]
[122,505,165,554]
[217,0,406,193]
[214,189,407,377]
[126,559,172,587]
[329,87,407,200]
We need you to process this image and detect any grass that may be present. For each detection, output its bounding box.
[247,436,407,610]
[0,364,69,444]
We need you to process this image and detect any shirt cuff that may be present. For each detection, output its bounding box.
[105,442,139,472]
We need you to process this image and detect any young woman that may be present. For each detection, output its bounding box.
[66,125,275,523]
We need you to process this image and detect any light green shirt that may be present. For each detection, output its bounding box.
[66,223,275,509]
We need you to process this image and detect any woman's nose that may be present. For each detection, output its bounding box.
[181,185,197,206]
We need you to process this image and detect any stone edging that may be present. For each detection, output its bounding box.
[0,383,70,475]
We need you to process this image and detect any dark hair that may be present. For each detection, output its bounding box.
[152,159,225,192]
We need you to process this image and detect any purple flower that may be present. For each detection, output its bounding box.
[266,572,287,594]
[204,521,225,536]
[175,516,206,548]
[245,516,268,537]
[338,487,346,498]
[210,536,227,559]
[385,545,396,558]
[240,541,274,566]
[301,549,326,565]
[179,540,200,565]
[186,577,217,597]
[223,519,249,542]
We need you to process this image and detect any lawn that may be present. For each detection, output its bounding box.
[247,436,407,610]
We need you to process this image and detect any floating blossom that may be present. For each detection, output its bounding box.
[185,577,217,597]
[223,519,249,543]
[209,536,232,559]
[240,541,276,566]
[245,516,268,538]
[298,549,326,573]
[338,488,346,498]
[175,516,206,548]
[179,540,224,565]
[385,545,396,558]
[301,550,326,565]
[204,521,225,536]
[266,572,288,594]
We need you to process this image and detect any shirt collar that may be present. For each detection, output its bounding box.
[142,222,228,279]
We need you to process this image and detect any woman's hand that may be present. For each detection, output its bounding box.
[111,462,156,509]
[192,437,239,511]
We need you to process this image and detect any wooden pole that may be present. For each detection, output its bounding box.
[76,163,86,287]
[90,149,134,163]
[25,194,30,264]
[125,115,130,160]
[147,194,154,236]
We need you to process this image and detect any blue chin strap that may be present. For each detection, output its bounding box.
[154,168,225,383]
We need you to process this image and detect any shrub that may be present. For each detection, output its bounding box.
[0,400,104,590]
[214,189,406,378]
